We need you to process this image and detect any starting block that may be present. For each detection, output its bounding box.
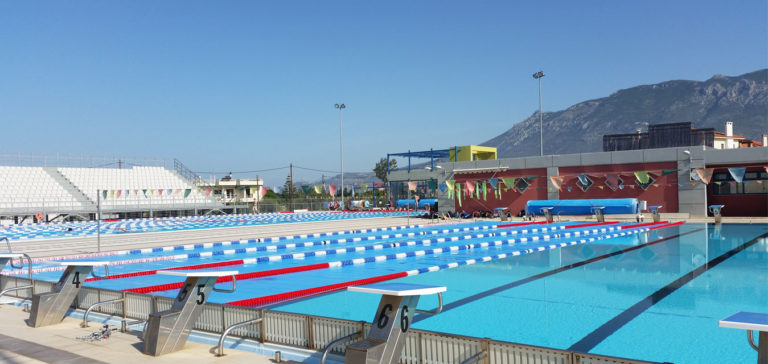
[648,206,662,223]
[345,282,445,364]
[719,312,767,364]
[709,205,725,225]
[142,270,237,356]
[29,261,109,327]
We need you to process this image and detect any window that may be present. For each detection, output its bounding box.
[712,171,768,195]
[576,175,594,192]
[515,178,529,193]
[605,177,624,191]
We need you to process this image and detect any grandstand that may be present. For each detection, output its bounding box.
[0,155,223,222]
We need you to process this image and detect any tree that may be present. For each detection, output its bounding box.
[373,158,397,183]
[281,175,297,199]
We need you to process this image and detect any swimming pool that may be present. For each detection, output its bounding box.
[0,211,415,241]
[12,221,767,363]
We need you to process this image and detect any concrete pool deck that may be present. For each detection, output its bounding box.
[0,303,287,364]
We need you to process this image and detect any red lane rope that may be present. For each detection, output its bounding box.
[226,272,409,307]
[123,262,331,294]
[564,221,620,229]
[86,259,246,282]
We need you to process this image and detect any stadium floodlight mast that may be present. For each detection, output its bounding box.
[335,103,346,207]
[532,70,545,156]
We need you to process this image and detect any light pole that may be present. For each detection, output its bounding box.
[532,70,545,156]
[335,103,345,208]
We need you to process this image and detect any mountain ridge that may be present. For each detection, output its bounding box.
[483,69,768,157]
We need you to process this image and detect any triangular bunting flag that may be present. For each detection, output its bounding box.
[727,167,746,183]
[634,171,650,184]
[695,168,714,184]
[502,177,516,189]
[488,178,498,190]
[549,176,564,190]
[662,169,678,176]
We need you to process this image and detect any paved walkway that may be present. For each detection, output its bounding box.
[0,304,282,364]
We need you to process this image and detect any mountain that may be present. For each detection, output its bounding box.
[483,69,768,157]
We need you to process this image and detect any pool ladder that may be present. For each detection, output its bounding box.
[0,250,34,307]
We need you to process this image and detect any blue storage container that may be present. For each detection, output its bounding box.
[525,198,638,215]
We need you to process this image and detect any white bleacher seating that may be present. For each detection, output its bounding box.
[0,166,87,214]
[57,166,219,212]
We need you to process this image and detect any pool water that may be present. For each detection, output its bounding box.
[275,223,767,364]
[15,221,767,363]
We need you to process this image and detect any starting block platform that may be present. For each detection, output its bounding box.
[345,282,445,364]
[720,311,768,364]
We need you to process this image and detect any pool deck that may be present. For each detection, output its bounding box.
[0,303,287,364]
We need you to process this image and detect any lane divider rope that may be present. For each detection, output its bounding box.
[225,222,682,307]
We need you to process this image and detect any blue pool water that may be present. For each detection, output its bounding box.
[13,221,767,363]
[274,223,767,364]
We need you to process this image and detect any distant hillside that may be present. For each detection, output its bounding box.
[483,69,768,157]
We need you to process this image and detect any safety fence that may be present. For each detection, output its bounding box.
[0,276,660,364]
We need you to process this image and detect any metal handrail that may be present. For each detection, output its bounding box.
[120,318,146,333]
[216,317,263,357]
[89,265,110,279]
[319,331,362,364]
[8,253,32,277]
[1,237,9,253]
[460,350,487,364]
[747,330,759,351]
[81,297,125,327]
[0,253,34,302]
[415,292,444,315]
[213,275,236,293]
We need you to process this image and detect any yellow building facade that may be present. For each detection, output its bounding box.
[449,145,497,162]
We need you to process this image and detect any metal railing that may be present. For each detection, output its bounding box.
[320,330,362,364]
[0,253,33,302]
[415,292,443,315]
[0,153,169,169]
[81,297,125,328]
[0,275,664,364]
[217,316,263,356]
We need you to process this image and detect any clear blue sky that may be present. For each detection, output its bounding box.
[1,1,766,188]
